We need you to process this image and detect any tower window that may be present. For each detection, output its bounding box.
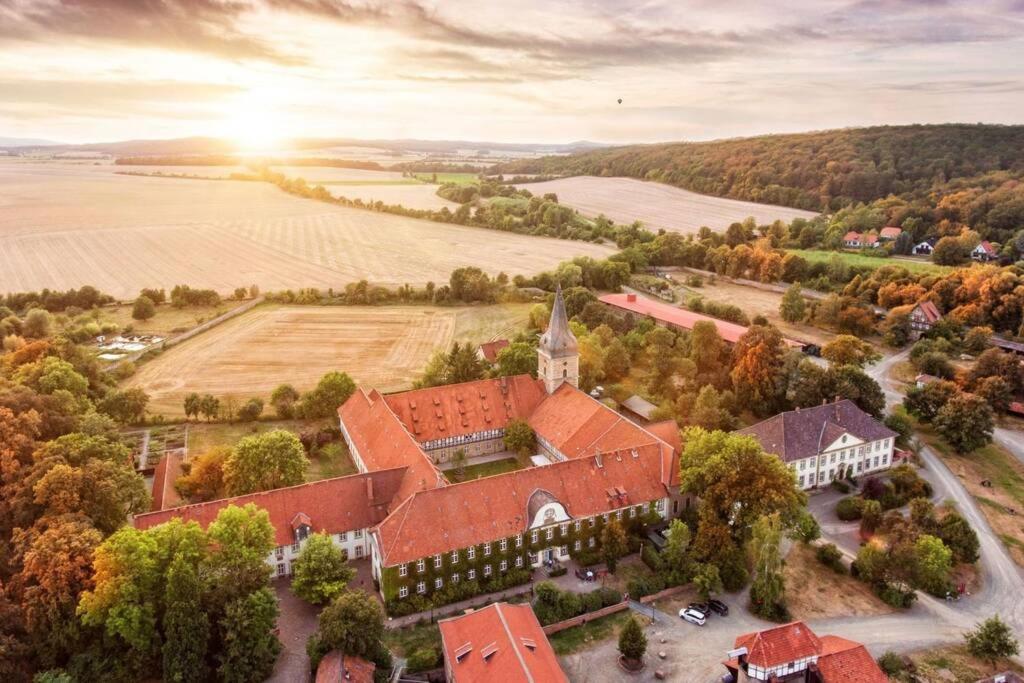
[563,369,567,378]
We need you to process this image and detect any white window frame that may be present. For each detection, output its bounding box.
[399,564,408,577]
[399,586,409,598]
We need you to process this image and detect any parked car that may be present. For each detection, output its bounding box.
[688,602,709,616]
[707,599,729,616]
[574,568,595,582]
[679,608,706,626]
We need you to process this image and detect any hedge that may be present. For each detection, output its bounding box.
[836,496,865,521]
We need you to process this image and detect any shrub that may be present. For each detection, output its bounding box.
[406,647,440,673]
[831,479,851,494]
[875,584,917,609]
[641,543,665,572]
[877,651,905,677]
[836,496,865,521]
[548,566,567,578]
[815,544,846,573]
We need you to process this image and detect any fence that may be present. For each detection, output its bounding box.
[541,600,630,635]
[639,584,690,604]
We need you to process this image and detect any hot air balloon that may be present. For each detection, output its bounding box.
[617,98,622,104]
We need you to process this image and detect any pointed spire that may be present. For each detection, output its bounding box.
[540,284,578,356]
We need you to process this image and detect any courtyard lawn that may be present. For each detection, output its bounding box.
[786,249,953,275]
[383,621,442,661]
[548,611,649,656]
[446,457,523,483]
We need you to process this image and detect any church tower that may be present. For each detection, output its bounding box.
[538,284,579,394]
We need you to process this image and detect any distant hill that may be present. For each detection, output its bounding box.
[0,136,63,147]
[494,124,1024,212]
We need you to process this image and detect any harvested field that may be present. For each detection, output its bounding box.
[126,303,531,417]
[271,166,459,209]
[517,176,818,233]
[0,161,611,300]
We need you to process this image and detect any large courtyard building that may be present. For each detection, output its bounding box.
[134,286,686,610]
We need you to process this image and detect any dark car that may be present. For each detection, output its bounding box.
[688,602,709,616]
[707,599,729,616]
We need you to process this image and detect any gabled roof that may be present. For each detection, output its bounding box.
[816,636,887,683]
[479,339,510,363]
[374,445,670,566]
[621,394,658,420]
[879,226,902,239]
[133,468,408,546]
[384,375,546,445]
[150,453,183,512]
[861,233,879,245]
[339,388,446,502]
[914,300,942,323]
[599,292,803,347]
[439,602,567,683]
[736,399,896,463]
[843,231,861,241]
[528,383,663,459]
[734,621,822,669]
[539,284,577,357]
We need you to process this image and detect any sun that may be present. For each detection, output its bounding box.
[225,109,289,154]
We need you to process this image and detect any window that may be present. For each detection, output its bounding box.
[417,559,425,573]
[354,529,363,539]
[809,473,816,484]
[589,517,596,528]
[500,560,507,572]
[434,554,442,569]
[531,530,539,543]
[560,545,568,556]
[560,523,569,536]
[516,534,523,548]
[337,532,347,542]
[655,500,665,512]
[434,577,443,589]
[800,460,806,470]
[276,563,286,576]
[819,456,826,465]
[398,586,409,598]
[399,564,408,577]
[468,569,476,580]
[341,549,349,560]
[830,453,836,463]
[546,528,554,540]
[857,461,864,472]
[468,546,476,560]
[873,456,879,467]
[515,556,523,568]
[451,550,459,563]
[574,520,582,532]
[630,506,637,518]
[484,565,492,577]
[798,475,805,487]
[882,453,889,465]
[616,510,623,521]
[484,542,491,556]
[641,502,649,513]
[574,540,581,551]
[588,537,596,548]
[416,581,426,594]
[452,573,459,584]
[291,542,300,553]
[529,553,538,565]
[275,547,284,560]
[499,538,507,552]
[355,546,364,558]
[603,514,609,523]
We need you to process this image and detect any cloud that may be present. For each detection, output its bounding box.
[0,77,243,114]
[0,0,302,64]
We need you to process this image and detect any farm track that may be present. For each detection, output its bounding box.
[0,161,612,299]
[517,176,819,234]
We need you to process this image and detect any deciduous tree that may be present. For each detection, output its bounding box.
[163,554,209,683]
[821,335,881,368]
[617,615,646,664]
[600,518,628,573]
[224,430,308,495]
[964,616,1019,671]
[779,282,806,323]
[290,533,355,606]
[934,393,994,453]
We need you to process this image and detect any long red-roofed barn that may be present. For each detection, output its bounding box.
[133,286,688,610]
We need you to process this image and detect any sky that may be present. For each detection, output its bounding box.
[1,0,1024,146]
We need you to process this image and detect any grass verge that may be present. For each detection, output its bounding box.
[548,611,650,656]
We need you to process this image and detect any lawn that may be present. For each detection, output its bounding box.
[100,301,248,336]
[917,423,1024,566]
[547,611,650,656]
[783,544,892,620]
[446,457,523,483]
[414,172,479,185]
[383,621,442,660]
[786,249,952,275]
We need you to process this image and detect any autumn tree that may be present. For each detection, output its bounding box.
[934,393,994,453]
[269,384,300,419]
[903,380,959,422]
[223,430,308,495]
[494,341,536,378]
[96,387,150,424]
[779,282,806,323]
[731,325,789,415]
[290,533,355,606]
[600,518,628,573]
[163,554,209,683]
[821,335,881,368]
[298,371,356,418]
[132,296,156,321]
[503,419,536,456]
[175,446,228,502]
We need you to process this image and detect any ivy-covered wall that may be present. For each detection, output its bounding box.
[380,499,665,613]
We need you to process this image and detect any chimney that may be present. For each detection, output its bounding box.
[626,293,637,303]
[596,452,603,468]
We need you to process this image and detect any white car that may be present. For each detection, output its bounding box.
[679,608,706,626]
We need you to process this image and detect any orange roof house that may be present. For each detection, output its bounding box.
[724,622,886,682]
[440,602,567,683]
[879,226,902,239]
[478,339,510,363]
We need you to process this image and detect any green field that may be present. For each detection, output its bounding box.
[786,249,953,275]
[414,172,479,186]
[488,196,530,210]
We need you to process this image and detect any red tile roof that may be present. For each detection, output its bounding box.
[439,602,567,683]
[374,444,671,566]
[817,636,887,683]
[735,621,822,669]
[339,388,447,502]
[384,375,546,445]
[315,651,375,683]
[479,339,511,363]
[915,300,942,323]
[528,383,662,459]
[599,293,803,347]
[150,453,184,512]
[133,468,408,546]
[843,231,861,242]
[645,420,682,486]
[880,226,902,239]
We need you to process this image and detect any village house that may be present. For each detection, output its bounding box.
[913,238,936,255]
[477,338,509,365]
[842,231,879,248]
[972,240,999,261]
[879,226,902,241]
[135,287,685,611]
[736,400,896,490]
[723,621,887,682]
[908,300,942,339]
[439,602,567,682]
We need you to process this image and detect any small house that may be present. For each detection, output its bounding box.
[972,241,999,262]
[913,238,936,255]
[879,226,902,240]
